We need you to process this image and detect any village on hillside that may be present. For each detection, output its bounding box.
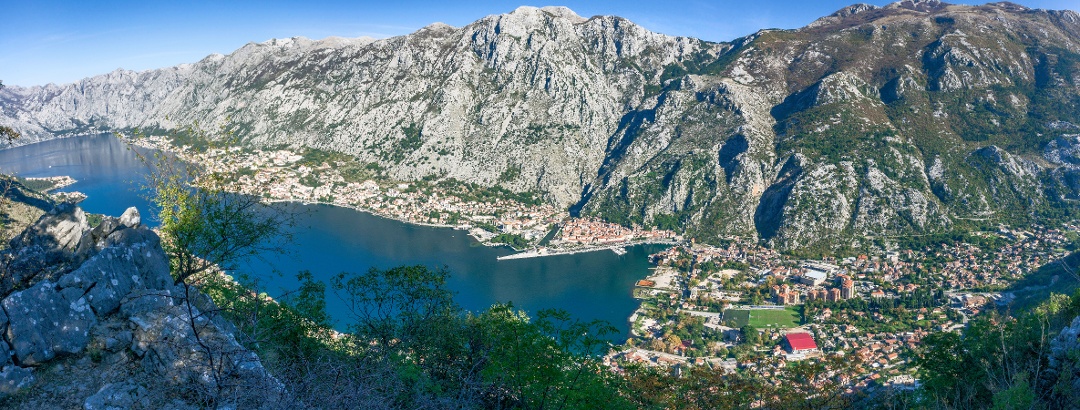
[609,223,1077,390]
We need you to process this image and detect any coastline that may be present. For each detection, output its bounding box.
[261,198,514,250]
[261,198,677,259]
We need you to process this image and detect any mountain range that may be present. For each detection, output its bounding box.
[3,0,1080,250]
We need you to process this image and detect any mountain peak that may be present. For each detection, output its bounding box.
[421,22,456,31]
[539,6,583,20]
[885,0,950,13]
[986,2,1029,11]
[806,3,880,28]
[504,5,585,22]
[833,3,880,17]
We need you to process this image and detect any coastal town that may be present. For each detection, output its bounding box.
[126,135,678,254]
[124,133,1080,394]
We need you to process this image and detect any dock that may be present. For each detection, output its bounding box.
[497,245,620,260]
[496,240,675,261]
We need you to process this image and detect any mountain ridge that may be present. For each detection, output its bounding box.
[3,1,1080,251]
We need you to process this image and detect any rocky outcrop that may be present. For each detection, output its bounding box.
[83,382,153,410]
[1,202,92,292]
[1044,316,1080,399]
[1045,135,1080,199]
[0,204,283,408]
[3,2,1080,249]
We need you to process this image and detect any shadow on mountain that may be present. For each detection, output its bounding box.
[1003,251,1080,312]
[717,134,748,185]
[754,157,802,242]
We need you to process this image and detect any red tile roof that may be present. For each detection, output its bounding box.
[785,332,818,352]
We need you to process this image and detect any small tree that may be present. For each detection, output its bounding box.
[0,125,17,142]
[331,265,457,350]
[128,123,291,284]
[124,123,296,406]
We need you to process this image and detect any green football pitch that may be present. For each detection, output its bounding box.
[722,307,801,328]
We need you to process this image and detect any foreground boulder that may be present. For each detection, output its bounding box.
[1,202,92,294]
[2,206,168,367]
[0,204,285,408]
[3,280,98,366]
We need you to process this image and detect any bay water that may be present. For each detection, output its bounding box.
[0,134,660,338]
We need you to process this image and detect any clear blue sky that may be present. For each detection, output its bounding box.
[2,0,1076,87]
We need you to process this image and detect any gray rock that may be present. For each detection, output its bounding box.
[83,382,150,410]
[16,202,90,252]
[78,215,120,255]
[120,289,176,320]
[76,208,152,259]
[119,207,141,228]
[3,281,97,365]
[120,289,176,358]
[1044,135,1080,166]
[125,293,281,402]
[63,231,172,316]
[0,341,9,368]
[0,204,280,405]
[104,330,133,352]
[103,337,121,352]
[0,365,34,395]
[0,308,8,367]
[2,203,93,292]
[60,286,85,304]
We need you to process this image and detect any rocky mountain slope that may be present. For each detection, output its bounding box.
[0,204,283,408]
[3,1,1080,250]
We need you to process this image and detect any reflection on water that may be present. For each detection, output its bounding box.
[0,134,659,338]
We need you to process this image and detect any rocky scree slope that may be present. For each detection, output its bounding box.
[0,203,283,409]
[3,2,1080,250]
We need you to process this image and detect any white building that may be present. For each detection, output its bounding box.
[799,269,828,286]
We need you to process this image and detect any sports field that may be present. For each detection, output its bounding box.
[748,307,801,328]
[721,307,801,328]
